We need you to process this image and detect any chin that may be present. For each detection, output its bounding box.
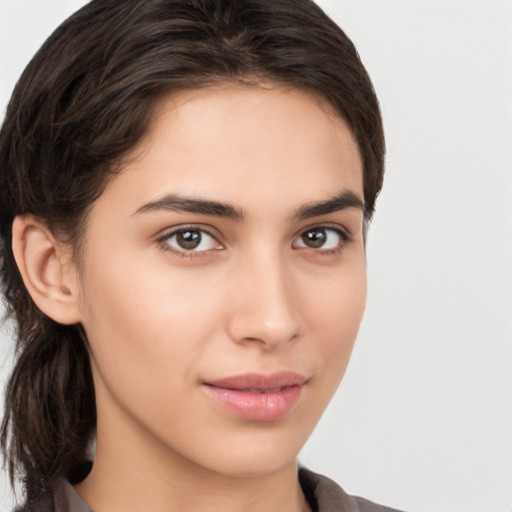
[207,449,298,480]
[187,422,311,479]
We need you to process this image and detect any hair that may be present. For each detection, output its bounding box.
[0,0,385,506]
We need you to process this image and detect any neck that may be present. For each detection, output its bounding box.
[76,449,308,512]
[75,390,309,512]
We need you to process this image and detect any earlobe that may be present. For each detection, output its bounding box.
[11,215,82,325]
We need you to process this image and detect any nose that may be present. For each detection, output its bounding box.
[226,250,301,350]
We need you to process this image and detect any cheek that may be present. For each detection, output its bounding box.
[300,256,367,381]
[78,261,223,445]
[305,257,366,338]
[78,250,221,392]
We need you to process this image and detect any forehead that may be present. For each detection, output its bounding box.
[92,83,364,222]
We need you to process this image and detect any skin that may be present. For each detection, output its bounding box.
[15,84,367,512]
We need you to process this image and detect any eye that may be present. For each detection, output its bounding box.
[159,227,222,254]
[293,227,348,251]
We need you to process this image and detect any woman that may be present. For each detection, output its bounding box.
[0,1,400,511]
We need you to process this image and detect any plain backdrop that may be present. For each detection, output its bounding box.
[1,1,511,511]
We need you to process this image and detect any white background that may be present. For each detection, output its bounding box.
[1,1,511,511]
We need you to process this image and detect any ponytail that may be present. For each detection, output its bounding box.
[1,314,95,503]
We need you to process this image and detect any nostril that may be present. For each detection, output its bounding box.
[227,316,301,349]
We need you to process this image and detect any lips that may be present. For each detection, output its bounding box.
[203,372,307,421]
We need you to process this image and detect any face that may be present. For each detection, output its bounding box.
[75,84,366,479]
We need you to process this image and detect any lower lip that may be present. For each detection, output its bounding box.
[203,384,303,421]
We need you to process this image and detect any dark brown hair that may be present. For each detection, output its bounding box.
[0,0,385,506]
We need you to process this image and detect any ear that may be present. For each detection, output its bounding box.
[11,215,82,325]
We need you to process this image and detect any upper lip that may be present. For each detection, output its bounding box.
[204,371,308,391]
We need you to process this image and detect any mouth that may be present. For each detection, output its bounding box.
[202,372,307,422]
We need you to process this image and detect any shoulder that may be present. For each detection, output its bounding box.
[12,479,92,512]
[299,467,409,512]
[13,496,54,512]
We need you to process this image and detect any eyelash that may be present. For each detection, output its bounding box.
[156,225,221,258]
[294,225,353,256]
[156,224,352,258]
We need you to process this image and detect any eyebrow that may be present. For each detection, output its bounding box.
[133,190,364,221]
[133,194,244,220]
[294,190,365,221]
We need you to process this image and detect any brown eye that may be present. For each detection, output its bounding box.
[176,229,202,250]
[301,228,328,248]
[293,227,346,251]
[162,228,221,253]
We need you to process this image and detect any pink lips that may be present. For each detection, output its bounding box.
[203,372,307,421]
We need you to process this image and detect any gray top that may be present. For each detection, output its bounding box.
[19,467,406,512]
[298,468,406,512]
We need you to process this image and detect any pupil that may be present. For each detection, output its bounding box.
[177,230,201,250]
[303,229,326,248]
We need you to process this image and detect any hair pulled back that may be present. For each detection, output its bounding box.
[0,0,384,505]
